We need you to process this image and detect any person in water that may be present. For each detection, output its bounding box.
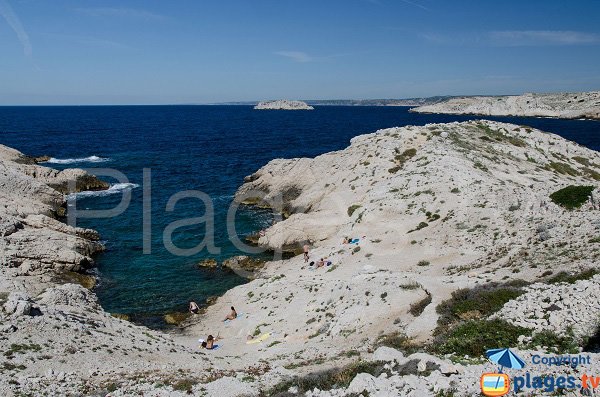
[224,306,237,321]
[303,244,310,262]
[189,301,200,314]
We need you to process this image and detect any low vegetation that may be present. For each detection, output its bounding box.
[434,319,531,357]
[347,204,362,217]
[410,293,432,317]
[549,185,595,209]
[526,329,578,354]
[435,283,526,333]
[261,361,387,396]
[388,148,417,173]
[547,268,599,284]
[547,162,580,177]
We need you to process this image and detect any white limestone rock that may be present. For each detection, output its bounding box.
[411,91,600,119]
[254,99,314,110]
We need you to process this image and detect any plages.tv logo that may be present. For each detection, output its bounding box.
[480,348,526,397]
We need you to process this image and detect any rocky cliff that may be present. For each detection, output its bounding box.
[411,91,600,119]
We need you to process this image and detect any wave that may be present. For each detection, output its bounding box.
[68,183,140,199]
[44,155,110,164]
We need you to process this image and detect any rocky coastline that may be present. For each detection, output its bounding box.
[2,119,600,396]
[411,91,600,119]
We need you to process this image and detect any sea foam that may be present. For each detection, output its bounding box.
[44,155,110,164]
[68,183,139,199]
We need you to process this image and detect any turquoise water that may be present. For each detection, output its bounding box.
[0,105,598,327]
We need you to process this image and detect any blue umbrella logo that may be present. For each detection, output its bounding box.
[485,348,525,391]
[486,348,526,371]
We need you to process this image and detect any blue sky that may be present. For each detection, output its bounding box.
[1,0,599,105]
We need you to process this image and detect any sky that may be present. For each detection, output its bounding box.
[1,0,599,105]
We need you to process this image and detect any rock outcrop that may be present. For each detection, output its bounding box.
[0,145,106,274]
[254,99,314,110]
[411,91,600,119]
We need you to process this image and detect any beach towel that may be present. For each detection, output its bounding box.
[350,238,360,244]
[223,312,244,323]
[246,332,271,345]
[198,344,221,350]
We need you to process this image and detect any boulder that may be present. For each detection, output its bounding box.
[347,373,377,394]
[197,259,218,269]
[164,312,191,325]
[3,292,33,316]
[373,346,406,363]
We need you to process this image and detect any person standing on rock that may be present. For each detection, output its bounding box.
[303,244,310,262]
[189,301,200,314]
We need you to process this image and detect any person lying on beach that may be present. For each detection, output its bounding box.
[200,334,218,349]
[343,237,350,244]
[224,306,237,321]
[189,301,200,314]
[316,258,325,268]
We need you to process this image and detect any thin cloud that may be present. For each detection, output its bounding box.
[400,0,429,11]
[275,51,314,63]
[420,30,600,47]
[76,7,167,21]
[0,0,32,57]
[44,33,131,50]
[490,30,600,46]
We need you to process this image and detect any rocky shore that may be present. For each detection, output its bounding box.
[411,91,600,119]
[2,119,600,396]
[254,99,314,110]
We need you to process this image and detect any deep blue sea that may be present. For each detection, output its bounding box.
[0,105,598,327]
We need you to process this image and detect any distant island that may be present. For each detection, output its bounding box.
[253,99,314,110]
[411,91,600,120]
[218,96,455,107]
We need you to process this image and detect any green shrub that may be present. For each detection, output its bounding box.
[435,284,525,334]
[262,361,387,396]
[388,148,417,174]
[548,162,580,176]
[549,185,594,209]
[547,269,598,284]
[410,293,432,317]
[435,319,531,357]
[408,222,429,233]
[347,204,362,217]
[172,378,196,392]
[417,260,430,266]
[526,330,578,354]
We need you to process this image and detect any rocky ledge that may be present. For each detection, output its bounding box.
[254,99,314,110]
[411,91,600,119]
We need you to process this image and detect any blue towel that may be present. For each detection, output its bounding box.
[224,312,244,323]
[351,238,360,244]
[211,344,221,350]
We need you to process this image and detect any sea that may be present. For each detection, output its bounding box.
[0,105,598,327]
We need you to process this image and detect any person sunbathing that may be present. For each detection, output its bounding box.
[224,306,237,321]
[200,334,218,349]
